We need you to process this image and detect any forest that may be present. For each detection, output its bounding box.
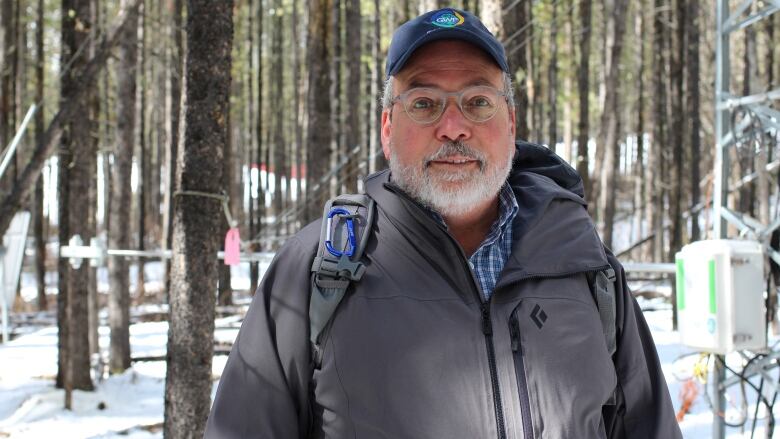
[0,0,778,436]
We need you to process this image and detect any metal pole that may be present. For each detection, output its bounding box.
[713,0,731,435]
[713,355,727,438]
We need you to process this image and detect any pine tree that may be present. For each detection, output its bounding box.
[164,0,233,436]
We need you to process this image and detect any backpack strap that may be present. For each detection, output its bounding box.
[587,265,618,407]
[309,194,375,365]
[592,267,618,357]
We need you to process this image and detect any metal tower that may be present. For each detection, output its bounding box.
[713,0,780,436]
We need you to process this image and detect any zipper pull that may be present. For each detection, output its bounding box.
[481,303,492,335]
[509,317,520,352]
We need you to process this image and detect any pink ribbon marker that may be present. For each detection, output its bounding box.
[224,227,241,266]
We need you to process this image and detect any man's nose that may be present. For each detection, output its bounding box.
[434,100,472,142]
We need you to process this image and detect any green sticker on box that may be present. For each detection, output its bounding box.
[708,259,717,314]
[676,258,685,310]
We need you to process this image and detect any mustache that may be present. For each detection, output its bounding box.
[424,140,486,170]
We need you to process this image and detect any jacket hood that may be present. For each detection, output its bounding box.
[511,140,585,199]
[503,142,608,283]
[364,140,608,285]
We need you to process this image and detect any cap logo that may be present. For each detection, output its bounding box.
[430,10,465,28]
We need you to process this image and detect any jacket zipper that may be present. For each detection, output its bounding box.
[385,183,614,438]
[386,185,509,439]
[509,310,534,439]
[482,301,507,439]
[495,265,614,439]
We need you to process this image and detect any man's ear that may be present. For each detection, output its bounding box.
[381,109,392,160]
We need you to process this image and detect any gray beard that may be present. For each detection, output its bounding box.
[388,140,515,218]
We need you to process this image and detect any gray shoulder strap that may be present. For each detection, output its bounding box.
[593,267,617,357]
[309,194,375,347]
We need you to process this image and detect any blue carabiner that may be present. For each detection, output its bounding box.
[325,207,357,258]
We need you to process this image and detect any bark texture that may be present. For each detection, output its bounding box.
[304,0,333,222]
[596,0,629,248]
[33,0,46,312]
[576,0,593,200]
[686,0,700,242]
[344,0,361,191]
[163,0,233,436]
[503,0,530,141]
[162,0,183,297]
[668,0,686,261]
[649,0,668,262]
[108,0,139,373]
[60,0,96,397]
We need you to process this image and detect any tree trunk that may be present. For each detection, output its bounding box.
[561,0,574,162]
[218,104,233,307]
[61,0,97,401]
[163,0,232,436]
[34,0,47,312]
[251,0,264,291]
[87,0,101,363]
[768,14,775,89]
[547,0,559,150]
[57,150,69,392]
[528,2,540,142]
[633,0,647,260]
[0,0,12,161]
[108,0,139,374]
[152,0,166,244]
[371,0,385,172]
[136,2,147,299]
[12,0,23,175]
[576,0,593,201]
[331,0,342,195]
[246,0,258,292]
[292,0,304,224]
[596,0,628,249]
[163,0,183,300]
[686,0,700,242]
[304,0,333,223]
[480,0,502,35]
[649,0,668,263]
[668,0,686,262]
[344,0,361,191]
[272,0,286,234]
[503,0,530,141]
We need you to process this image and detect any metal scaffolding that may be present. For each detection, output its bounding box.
[713,0,780,436]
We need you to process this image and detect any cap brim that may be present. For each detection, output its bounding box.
[386,27,509,77]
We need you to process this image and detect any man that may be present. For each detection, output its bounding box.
[206,8,681,438]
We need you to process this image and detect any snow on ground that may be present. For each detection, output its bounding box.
[2,269,779,437]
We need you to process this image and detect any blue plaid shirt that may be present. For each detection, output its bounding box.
[431,184,519,300]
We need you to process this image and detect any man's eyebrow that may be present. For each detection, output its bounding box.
[406,78,496,89]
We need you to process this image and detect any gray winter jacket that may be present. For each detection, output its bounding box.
[205,142,682,439]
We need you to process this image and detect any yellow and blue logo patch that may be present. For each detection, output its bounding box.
[430,10,465,28]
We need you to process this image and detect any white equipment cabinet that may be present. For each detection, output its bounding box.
[676,239,766,354]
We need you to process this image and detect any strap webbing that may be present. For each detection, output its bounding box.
[309,194,375,347]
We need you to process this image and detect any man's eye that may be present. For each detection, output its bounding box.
[411,98,435,110]
[467,96,492,107]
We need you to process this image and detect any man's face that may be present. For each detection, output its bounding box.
[381,40,516,217]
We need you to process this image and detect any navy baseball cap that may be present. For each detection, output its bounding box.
[385,8,509,77]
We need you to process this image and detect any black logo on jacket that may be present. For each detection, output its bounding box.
[530,304,548,329]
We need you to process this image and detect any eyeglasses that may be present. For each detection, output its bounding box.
[390,85,508,124]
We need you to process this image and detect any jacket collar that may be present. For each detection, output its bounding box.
[364,141,609,286]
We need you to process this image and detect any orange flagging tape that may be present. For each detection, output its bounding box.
[676,378,700,422]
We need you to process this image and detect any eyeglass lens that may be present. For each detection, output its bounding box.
[401,86,501,124]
